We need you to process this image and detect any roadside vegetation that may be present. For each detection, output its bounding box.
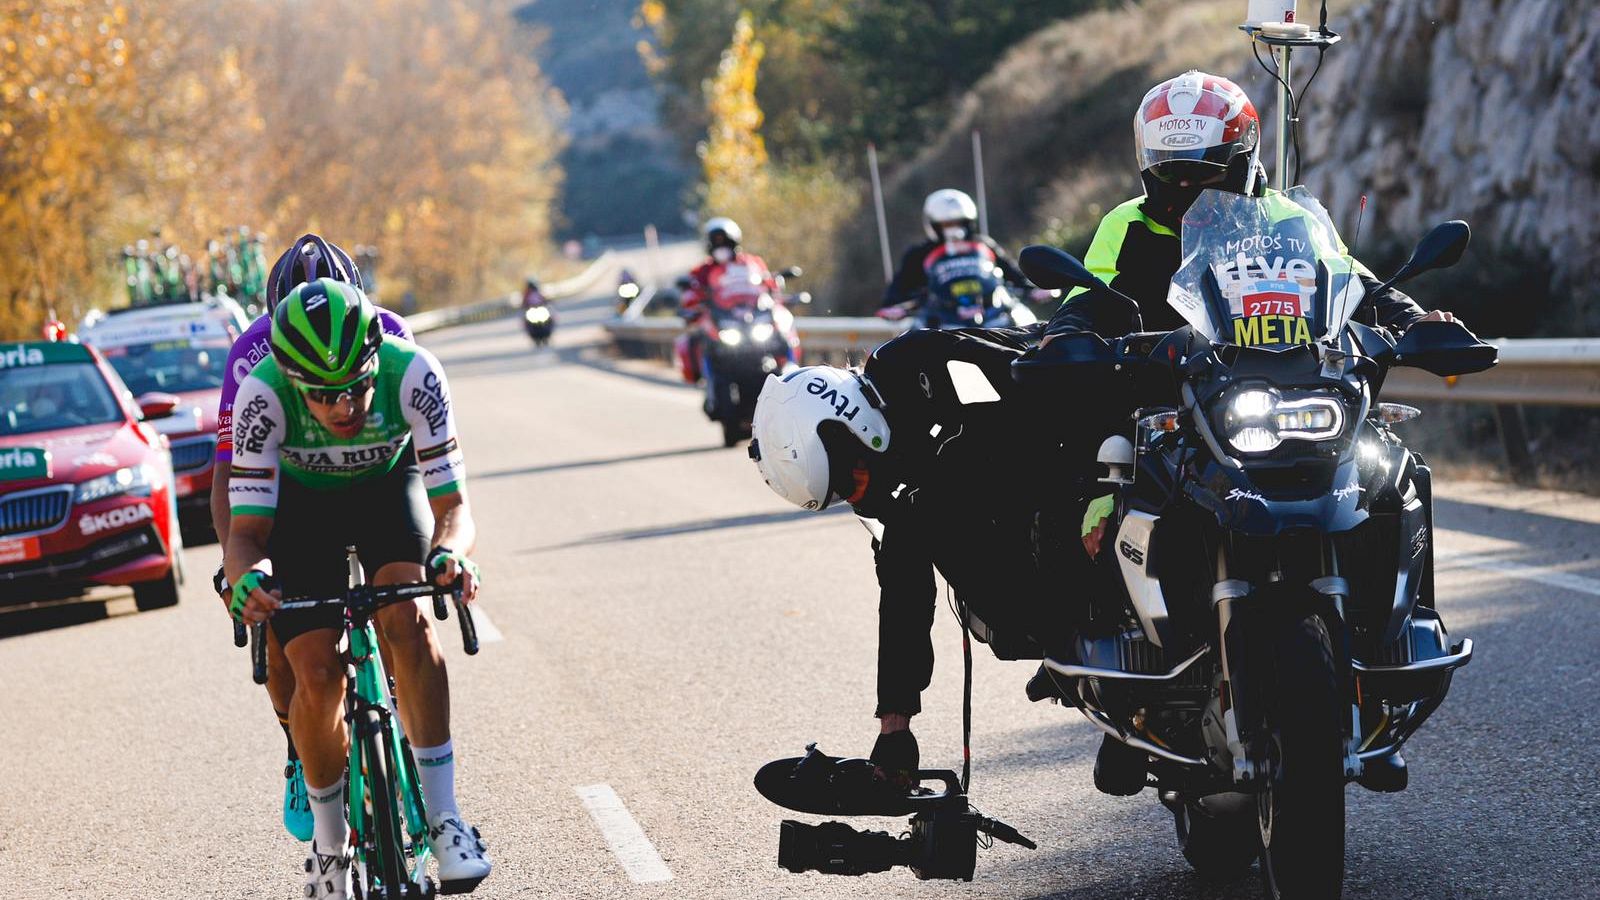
[0,0,564,339]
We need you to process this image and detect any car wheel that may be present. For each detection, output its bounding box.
[134,568,181,610]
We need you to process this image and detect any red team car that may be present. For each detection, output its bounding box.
[0,341,184,611]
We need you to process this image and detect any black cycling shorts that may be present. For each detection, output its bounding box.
[267,456,432,647]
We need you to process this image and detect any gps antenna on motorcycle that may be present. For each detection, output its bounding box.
[1241,1,1339,191]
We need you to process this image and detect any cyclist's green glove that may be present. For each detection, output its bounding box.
[427,547,481,585]
[230,569,269,621]
[1082,494,1116,537]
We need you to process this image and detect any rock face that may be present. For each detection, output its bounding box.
[1298,0,1600,317]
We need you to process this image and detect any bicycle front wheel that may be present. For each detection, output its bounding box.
[358,707,409,896]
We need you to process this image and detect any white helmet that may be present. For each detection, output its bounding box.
[703,216,743,248]
[750,367,891,511]
[922,189,978,241]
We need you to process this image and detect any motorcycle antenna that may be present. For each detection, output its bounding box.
[1242,2,1340,191]
[1351,193,1368,259]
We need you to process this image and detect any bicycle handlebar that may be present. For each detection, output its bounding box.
[276,580,479,655]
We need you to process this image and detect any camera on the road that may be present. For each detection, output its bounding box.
[758,744,1034,882]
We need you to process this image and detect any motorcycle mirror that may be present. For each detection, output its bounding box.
[777,266,802,280]
[1019,245,1101,293]
[1377,220,1470,293]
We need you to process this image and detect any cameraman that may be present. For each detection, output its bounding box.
[748,326,1087,782]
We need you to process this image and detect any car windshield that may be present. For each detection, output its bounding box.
[1166,186,1364,348]
[0,363,124,436]
[100,340,229,395]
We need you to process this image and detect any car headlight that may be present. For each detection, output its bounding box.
[749,323,775,343]
[1221,388,1345,454]
[719,328,744,346]
[76,465,154,504]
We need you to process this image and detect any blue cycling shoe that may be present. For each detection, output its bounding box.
[284,759,314,842]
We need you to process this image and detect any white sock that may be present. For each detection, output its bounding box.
[413,739,458,821]
[306,774,349,853]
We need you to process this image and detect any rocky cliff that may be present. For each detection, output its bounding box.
[1299,0,1600,329]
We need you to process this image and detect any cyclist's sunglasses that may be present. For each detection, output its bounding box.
[295,371,376,406]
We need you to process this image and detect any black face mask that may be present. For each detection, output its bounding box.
[1141,157,1262,231]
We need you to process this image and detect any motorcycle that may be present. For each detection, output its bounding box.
[881,241,1038,330]
[1009,187,1496,899]
[687,266,806,447]
[522,300,554,346]
[616,273,642,315]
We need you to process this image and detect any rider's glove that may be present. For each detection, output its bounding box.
[230,569,270,622]
[212,564,228,600]
[427,546,481,586]
[870,729,919,788]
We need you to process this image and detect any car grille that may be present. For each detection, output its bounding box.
[0,485,74,538]
[169,436,216,473]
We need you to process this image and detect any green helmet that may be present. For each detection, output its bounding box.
[270,278,382,385]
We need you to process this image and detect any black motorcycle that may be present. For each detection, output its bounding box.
[522,301,554,346]
[1012,187,1496,899]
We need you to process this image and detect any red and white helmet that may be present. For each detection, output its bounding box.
[1135,71,1259,184]
[749,367,890,511]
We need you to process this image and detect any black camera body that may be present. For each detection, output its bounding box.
[778,793,981,881]
[759,747,1034,882]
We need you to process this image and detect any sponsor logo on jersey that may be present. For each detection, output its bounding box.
[230,465,273,480]
[232,337,271,384]
[79,503,153,536]
[281,437,407,474]
[236,395,278,455]
[416,438,458,462]
[410,371,450,436]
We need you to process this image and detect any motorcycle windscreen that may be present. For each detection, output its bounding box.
[926,247,1000,322]
[1165,186,1365,348]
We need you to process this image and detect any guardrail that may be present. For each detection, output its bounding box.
[407,250,618,335]
[603,315,1600,408]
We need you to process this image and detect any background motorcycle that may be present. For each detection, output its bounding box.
[1012,187,1496,900]
[881,246,1037,330]
[688,266,807,447]
[522,301,554,346]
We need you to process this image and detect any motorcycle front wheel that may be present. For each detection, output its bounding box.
[1257,610,1346,900]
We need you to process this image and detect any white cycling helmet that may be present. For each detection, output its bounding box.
[922,189,978,241]
[703,216,743,248]
[750,367,891,511]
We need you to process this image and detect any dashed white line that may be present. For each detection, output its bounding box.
[574,783,673,884]
[467,605,504,644]
[1437,552,1600,598]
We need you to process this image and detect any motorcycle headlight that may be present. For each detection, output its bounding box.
[749,323,775,343]
[525,307,550,323]
[719,328,744,346]
[1221,389,1345,454]
[76,465,154,504]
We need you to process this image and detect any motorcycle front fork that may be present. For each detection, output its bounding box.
[1210,541,1363,786]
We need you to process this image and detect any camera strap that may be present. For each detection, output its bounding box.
[950,582,974,793]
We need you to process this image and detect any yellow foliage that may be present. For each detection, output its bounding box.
[702,11,767,209]
[0,0,563,339]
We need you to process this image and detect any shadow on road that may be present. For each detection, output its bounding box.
[476,444,724,481]
[0,598,120,639]
[520,505,850,554]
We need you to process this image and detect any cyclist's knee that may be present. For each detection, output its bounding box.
[283,631,345,698]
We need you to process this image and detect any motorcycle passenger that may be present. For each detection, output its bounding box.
[675,217,780,384]
[211,234,414,843]
[748,326,1086,784]
[224,280,490,899]
[880,189,1032,321]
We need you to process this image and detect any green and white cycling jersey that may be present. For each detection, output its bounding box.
[228,337,465,517]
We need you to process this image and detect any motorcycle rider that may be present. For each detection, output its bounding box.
[522,276,546,309]
[211,234,414,842]
[748,325,1086,783]
[880,189,1033,320]
[674,217,780,384]
[1042,71,1453,343]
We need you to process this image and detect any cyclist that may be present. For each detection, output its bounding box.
[224,278,490,898]
[212,234,413,846]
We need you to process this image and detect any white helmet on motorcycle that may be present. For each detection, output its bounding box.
[922,189,978,241]
[749,367,891,511]
[704,216,743,248]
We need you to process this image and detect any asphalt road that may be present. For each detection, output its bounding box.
[3,253,1597,899]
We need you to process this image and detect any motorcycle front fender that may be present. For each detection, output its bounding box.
[1186,455,1371,536]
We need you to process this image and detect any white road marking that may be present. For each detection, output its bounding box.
[574,783,673,884]
[467,605,503,644]
[1437,552,1600,598]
